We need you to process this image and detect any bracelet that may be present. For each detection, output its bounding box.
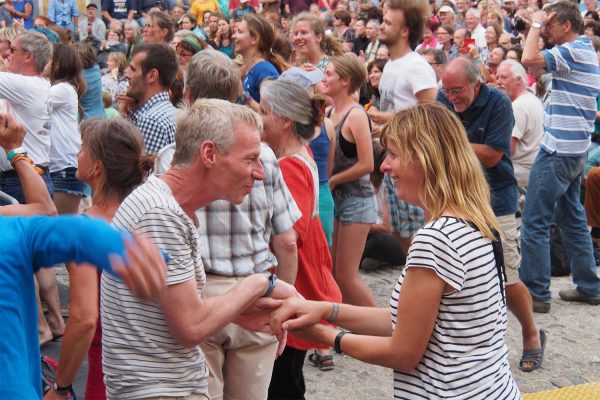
[10,154,32,168]
[262,273,277,297]
[326,303,340,323]
[334,330,350,354]
[7,146,26,162]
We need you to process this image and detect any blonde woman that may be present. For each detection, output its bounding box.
[291,12,344,71]
[272,103,521,400]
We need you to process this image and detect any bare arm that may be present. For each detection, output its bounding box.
[471,143,504,167]
[511,137,518,156]
[415,87,438,103]
[271,228,298,285]
[521,11,549,70]
[326,118,336,179]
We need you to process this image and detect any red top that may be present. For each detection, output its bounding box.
[279,155,342,351]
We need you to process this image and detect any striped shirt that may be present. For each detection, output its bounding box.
[390,217,520,400]
[101,175,209,399]
[541,36,600,156]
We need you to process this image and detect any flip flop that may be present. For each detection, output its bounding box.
[308,351,335,371]
[519,330,546,372]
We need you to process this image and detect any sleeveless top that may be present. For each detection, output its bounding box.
[309,123,330,185]
[328,106,374,198]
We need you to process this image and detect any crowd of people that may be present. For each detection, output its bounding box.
[1,0,600,398]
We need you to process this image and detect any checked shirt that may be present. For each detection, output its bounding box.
[132,91,176,154]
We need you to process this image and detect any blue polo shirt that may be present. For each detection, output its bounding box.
[0,215,129,399]
[438,84,519,216]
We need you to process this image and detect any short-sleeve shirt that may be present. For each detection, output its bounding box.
[101,0,136,19]
[101,175,209,399]
[132,91,176,154]
[511,91,543,188]
[390,217,520,399]
[541,36,600,156]
[437,85,519,216]
[196,143,302,276]
[243,60,279,102]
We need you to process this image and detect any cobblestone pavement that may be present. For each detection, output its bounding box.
[54,265,600,399]
[303,267,600,399]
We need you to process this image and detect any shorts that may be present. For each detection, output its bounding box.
[0,168,54,205]
[333,194,377,225]
[50,167,88,197]
[497,213,521,285]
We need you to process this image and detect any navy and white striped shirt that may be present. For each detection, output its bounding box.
[541,36,600,156]
[390,217,520,400]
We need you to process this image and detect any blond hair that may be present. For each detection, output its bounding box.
[381,103,500,240]
[291,12,344,56]
[329,53,367,94]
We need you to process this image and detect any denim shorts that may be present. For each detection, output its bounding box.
[334,194,378,225]
[50,167,88,197]
[0,169,54,205]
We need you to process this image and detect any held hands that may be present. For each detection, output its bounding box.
[0,113,25,152]
[270,298,329,338]
[109,233,167,301]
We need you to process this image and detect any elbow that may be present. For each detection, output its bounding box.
[391,352,423,372]
[68,313,98,338]
[173,327,210,348]
[45,203,58,216]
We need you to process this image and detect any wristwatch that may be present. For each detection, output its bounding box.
[532,21,542,29]
[53,382,73,397]
[262,273,277,297]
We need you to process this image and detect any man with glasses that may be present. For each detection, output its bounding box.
[438,57,546,372]
[521,0,600,310]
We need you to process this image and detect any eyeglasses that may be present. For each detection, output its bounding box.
[440,87,466,97]
[543,22,562,31]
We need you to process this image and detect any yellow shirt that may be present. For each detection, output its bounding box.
[190,0,219,25]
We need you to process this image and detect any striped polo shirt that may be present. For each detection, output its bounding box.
[101,175,209,399]
[541,36,600,156]
[390,217,520,400]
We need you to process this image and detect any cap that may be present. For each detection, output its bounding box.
[280,67,323,89]
[438,5,454,14]
[86,2,98,8]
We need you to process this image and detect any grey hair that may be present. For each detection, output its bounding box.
[172,99,262,167]
[466,8,480,19]
[174,29,196,40]
[15,31,52,73]
[456,56,483,84]
[185,49,241,102]
[124,19,142,42]
[366,19,380,30]
[261,79,321,142]
[420,48,447,65]
[500,59,528,87]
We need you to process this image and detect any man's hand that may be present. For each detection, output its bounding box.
[235,297,288,356]
[270,276,300,300]
[367,108,391,125]
[270,297,329,338]
[110,233,167,301]
[117,93,138,115]
[0,113,25,152]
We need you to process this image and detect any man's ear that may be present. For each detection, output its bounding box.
[199,141,218,167]
[145,68,159,85]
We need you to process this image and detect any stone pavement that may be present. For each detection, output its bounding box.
[303,268,600,399]
[51,266,600,399]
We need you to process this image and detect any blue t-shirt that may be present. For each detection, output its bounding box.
[101,0,136,20]
[14,0,33,29]
[243,60,279,102]
[82,65,106,119]
[0,215,128,399]
[437,85,519,216]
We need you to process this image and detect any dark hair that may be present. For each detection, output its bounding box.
[169,67,185,106]
[371,140,387,188]
[243,13,288,73]
[487,22,503,45]
[133,43,179,89]
[585,10,600,22]
[419,47,447,64]
[492,45,509,61]
[546,0,583,33]
[365,58,387,100]
[50,43,87,118]
[386,0,431,49]
[80,118,155,203]
[73,42,97,69]
[180,13,197,29]
[585,20,600,36]
[438,23,455,42]
[507,46,523,62]
[334,10,352,26]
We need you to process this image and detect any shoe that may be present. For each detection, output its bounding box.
[532,299,551,313]
[558,288,600,305]
[307,351,334,371]
[519,330,547,372]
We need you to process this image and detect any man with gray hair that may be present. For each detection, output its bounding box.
[156,49,301,400]
[496,59,543,189]
[101,99,298,399]
[464,8,486,48]
[438,57,545,372]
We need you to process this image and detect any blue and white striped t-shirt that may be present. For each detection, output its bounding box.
[390,217,520,400]
[541,36,600,156]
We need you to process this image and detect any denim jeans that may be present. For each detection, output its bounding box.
[0,170,54,205]
[520,149,600,301]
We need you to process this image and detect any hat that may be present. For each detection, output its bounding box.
[438,5,454,14]
[86,2,98,9]
[179,36,203,53]
[280,67,323,89]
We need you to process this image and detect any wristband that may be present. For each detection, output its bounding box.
[334,330,350,354]
[262,273,277,297]
[326,303,340,323]
[53,381,73,396]
[7,146,26,162]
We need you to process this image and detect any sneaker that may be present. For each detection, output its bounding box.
[558,288,600,305]
[532,299,551,313]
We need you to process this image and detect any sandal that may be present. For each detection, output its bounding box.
[308,351,335,371]
[519,330,546,372]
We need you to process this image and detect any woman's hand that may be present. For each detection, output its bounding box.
[0,113,25,152]
[270,297,329,337]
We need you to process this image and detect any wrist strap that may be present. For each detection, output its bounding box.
[7,146,26,162]
[334,330,350,354]
[262,273,277,297]
[326,303,340,323]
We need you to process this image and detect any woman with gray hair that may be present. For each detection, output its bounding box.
[259,79,342,400]
[123,19,142,63]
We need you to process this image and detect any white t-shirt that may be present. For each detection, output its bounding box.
[0,73,50,171]
[48,83,80,173]
[101,175,209,399]
[511,90,543,189]
[472,24,487,49]
[379,51,437,113]
[390,217,520,400]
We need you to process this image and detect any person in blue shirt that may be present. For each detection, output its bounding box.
[11,0,33,29]
[47,0,79,32]
[0,112,167,400]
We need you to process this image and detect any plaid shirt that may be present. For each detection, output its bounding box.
[383,174,425,238]
[196,143,302,276]
[132,92,176,154]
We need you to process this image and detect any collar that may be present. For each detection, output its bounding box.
[135,91,170,116]
[467,83,490,111]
